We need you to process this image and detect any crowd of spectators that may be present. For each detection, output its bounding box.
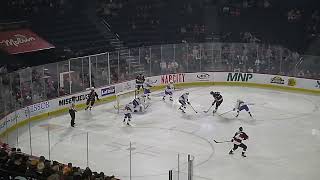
[0,0,67,18]
[306,10,320,41]
[0,142,119,180]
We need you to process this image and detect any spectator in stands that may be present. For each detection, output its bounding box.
[63,162,73,176]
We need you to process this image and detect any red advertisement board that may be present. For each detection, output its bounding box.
[161,73,185,84]
[0,29,54,54]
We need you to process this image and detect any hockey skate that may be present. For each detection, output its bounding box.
[229,150,233,155]
[169,97,173,101]
[179,107,186,113]
[242,152,246,157]
[162,97,165,100]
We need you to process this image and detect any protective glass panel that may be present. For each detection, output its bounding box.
[43,62,59,99]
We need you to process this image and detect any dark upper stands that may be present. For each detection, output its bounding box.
[99,0,320,55]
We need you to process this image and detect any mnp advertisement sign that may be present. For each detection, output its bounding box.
[227,73,253,82]
[0,29,55,54]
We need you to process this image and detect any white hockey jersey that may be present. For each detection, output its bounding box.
[179,93,189,103]
[234,100,245,110]
[165,84,174,94]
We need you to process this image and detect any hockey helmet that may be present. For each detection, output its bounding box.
[185,92,189,95]
[239,127,243,132]
[210,91,214,95]
[169,80,174,84]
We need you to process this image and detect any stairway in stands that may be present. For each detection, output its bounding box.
[101,19,145,76]
[31,13,115,57]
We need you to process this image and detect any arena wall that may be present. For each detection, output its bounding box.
[0,72,319,137]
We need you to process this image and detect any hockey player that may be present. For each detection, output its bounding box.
[163,80,174,101]
[123,103,133,126]
[229,127,249,157]
[178,92,190,113]
[233,99,252,117]
[143,79,153,100]
[132,97,144,112]
[136,74,145,91]
[85,88,100,111]
[210,91,223,113]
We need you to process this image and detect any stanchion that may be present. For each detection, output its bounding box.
[177,154,180,180]
[169,170,173,180]
[129,142,132,180]
[86,132,89,167]
[47,126,51,160]
[27,106,32,156]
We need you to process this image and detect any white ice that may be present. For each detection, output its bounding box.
[6,86,320,180]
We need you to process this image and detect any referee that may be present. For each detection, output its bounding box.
[69,103,77,127]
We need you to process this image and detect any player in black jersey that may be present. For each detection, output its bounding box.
[210,91,223,113]
[85,88,100,111]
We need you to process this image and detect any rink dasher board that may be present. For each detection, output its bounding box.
[0,72,319,136]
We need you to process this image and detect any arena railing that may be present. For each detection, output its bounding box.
[0,42,320,120]
[0,42,319,180]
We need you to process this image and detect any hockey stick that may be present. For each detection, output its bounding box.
[218,109,233,116]
[188,103,198,113]
[203,105,213,113]
[213,139,232,143]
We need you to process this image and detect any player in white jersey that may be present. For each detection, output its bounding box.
[143,79,153,100]
[233,99,252,117]
[123,103,133,125]
[163,80,174,101]
[132,96,145,112]
[178,92,190,113]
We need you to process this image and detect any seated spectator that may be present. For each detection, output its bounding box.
[37,156,46,174]
[63,162,73,176]
[82,167,92,179]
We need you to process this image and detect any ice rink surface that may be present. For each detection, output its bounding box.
[7,86,320,180]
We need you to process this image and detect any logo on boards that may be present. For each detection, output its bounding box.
[271,76,284,84]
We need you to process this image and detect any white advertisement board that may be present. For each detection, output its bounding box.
[0,72,319,135]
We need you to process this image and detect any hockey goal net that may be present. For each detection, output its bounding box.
[114,89,138,113]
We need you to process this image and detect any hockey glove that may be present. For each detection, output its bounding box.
[187,102,191,105]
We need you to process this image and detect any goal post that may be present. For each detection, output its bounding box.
[114,89,137,113]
